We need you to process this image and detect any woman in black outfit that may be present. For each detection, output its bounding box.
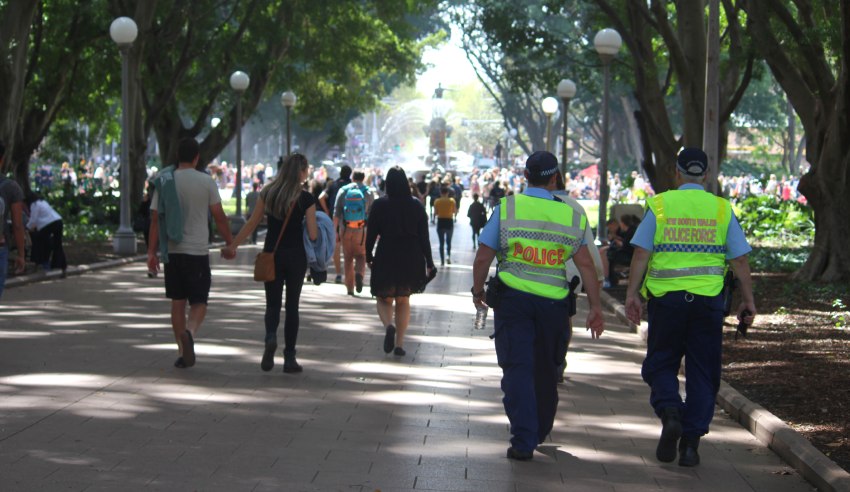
[366,167,436,356]
[223,154,318,373]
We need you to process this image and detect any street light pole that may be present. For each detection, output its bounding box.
[281,91,297,156]
[110,16,138,255]
[557,79,576,177]
[594,28,622,242]
[229,71,250,218]
[541,96,558,153]
[508,128,517,167]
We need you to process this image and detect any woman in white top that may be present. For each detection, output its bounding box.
[25,192,67,276]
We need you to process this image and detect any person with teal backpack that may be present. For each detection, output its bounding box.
[334,171,374,295]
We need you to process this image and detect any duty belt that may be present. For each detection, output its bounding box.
[648,266,725,279]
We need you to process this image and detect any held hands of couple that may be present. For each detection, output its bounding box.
[220,245,237,260]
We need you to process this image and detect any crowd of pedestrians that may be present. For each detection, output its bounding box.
[2,137,764,470]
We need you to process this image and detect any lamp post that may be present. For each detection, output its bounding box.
[109,16,138,255]
[508,128,517,168]
[541,96,558,153]
[594,27,622,242]
[229,71,250,233]
[557,79,576,177]
[280,91,297,156]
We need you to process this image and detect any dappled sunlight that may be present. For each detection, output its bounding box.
[347,361,422,377]
[438,364,502,379]
[470,414,510,425]
[28,450,99,466]
[413,292,476,310]
[147,388,273,404]
[213,269,256,278]
[102,311,170,319]
[320,322,379,334]
[403,379,471,391]
[407,334,492,351]
[0,309,54,317]
[118,323,172,330]
[133,343,247,356]
[70,407,150,420]
[42,320,106,327]
[0,330,52,339]
[362,390,468,406]
[0,373,112,388]
[0,395,67,410]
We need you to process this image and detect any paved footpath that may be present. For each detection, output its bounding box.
[0,219,814,491]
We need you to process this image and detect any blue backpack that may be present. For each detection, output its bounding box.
[342,184,367,228]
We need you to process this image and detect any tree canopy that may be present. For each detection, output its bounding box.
[1,0,444,208]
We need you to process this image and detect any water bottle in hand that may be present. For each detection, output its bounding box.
[474,306,488,330]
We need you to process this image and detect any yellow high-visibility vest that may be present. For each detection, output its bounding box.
[497,193,586,300]
[641,190,732,298]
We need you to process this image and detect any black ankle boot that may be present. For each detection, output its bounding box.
[283,349,303,373]
[678,436,700,467]
[656,407,682,463]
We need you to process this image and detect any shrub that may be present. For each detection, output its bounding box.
[733,194,813,246]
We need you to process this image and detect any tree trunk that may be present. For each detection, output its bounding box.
[793,104,850,282]
[743,0,850,282]
[0,0,38,174]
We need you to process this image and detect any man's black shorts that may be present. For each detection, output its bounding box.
[164,253,211,304]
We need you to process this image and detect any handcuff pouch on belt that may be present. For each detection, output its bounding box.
[485,274,505,310]
[567,275,580,318]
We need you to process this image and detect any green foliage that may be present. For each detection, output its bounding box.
[733,195,813,245]
[721,157,787,177]
[831,298,848,329]
[63,223,113,242]
[46,183,120,231]
[748,246,810,272]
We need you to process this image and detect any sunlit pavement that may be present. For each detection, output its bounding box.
[0,218,812,491]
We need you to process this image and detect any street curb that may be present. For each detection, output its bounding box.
[4,239,235,291]
[717,382,850,492]
[598,292,850,492]
[5,254,147,290]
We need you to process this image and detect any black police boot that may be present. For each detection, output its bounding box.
[678,436,700,467]
[283,349,303,373]
[656,407,682,463]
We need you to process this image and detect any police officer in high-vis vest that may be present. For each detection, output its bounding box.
[472,151,604,461]
[625,148,756,467]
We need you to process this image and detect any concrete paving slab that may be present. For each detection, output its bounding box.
[0,218,821,491]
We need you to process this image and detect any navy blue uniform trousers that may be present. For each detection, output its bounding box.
[494,287,571,453]
[641,291,725,438]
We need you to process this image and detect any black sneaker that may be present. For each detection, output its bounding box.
[383,324,396,353]
[261,342,277,372]
[393,347,406,356]
[355,273,363,293]
[656,407,682,463]
[506,447,533,461]
[335,275,342,284]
